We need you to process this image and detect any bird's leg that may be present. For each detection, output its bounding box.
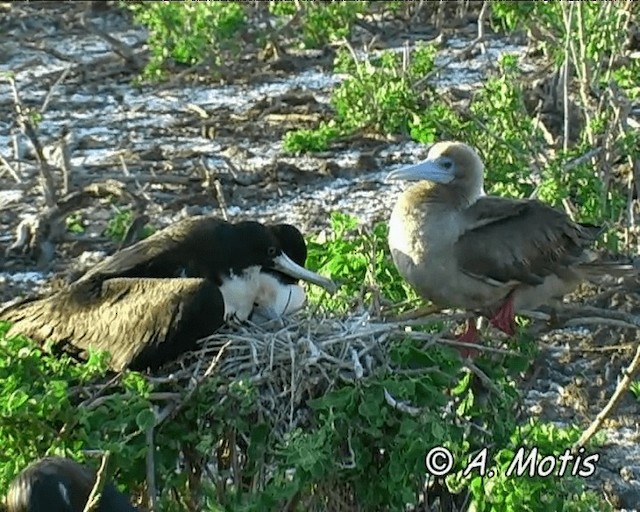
[455,317,481,359]
[488,292,516,336]
[457,317,480,343]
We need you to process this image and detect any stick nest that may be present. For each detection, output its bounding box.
[157,309,408,439]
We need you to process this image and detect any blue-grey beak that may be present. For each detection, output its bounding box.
[386,160,454,184]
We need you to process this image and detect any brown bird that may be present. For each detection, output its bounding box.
[387,141,635,346]
[3,456,138,511]
[1,217,336,371]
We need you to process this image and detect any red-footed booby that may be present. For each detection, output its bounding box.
[387,141,635,347]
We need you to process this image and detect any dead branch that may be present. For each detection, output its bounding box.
[6,179,147,266]
[81,12,144,70]
[40,66,72,115]
[83,451,111,512]
[146,409,158,512]
[8,76,58,207]
[0,152,22,183]
[119,214,150,250]
[385,303,444,322]
[573,341,640,452]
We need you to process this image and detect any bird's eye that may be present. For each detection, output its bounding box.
[267,246,277,257]
[441,160,453,169]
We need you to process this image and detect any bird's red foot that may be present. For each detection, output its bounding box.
[489,293,516,336]
[456,318,480,358]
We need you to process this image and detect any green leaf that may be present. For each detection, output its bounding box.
[135,409,156,431]
[311,386,355,411]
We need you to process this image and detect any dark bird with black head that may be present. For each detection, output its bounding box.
[3,456,138,512]
[250,223,312,322]
[0,216,336,372]
[387,141,636,352]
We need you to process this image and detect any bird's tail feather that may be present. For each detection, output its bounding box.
[579,261,639,279]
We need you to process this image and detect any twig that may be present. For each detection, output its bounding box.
[434,0,445,36]
[0,152,22,183]
[464,360,504,398]
[6,179,146,262]
[560,0,575,152]
[384,388,421,416]
[385,304,444,322]
[450,1,490,61]
[146,409,158,512]
[83,451,111,512]
[518,306,640,331]
[119,214,150,250]
[573,341,640,452]
[12,134,23,174]
[289,342,296,428]
[558,305,640,328]
[40,66,72,115]
[563,317,639,330]
[81,12,143,70]
[156,340,233,428]
[563,147,602,171]
[50,127,74,196]
[213,179,229,221]
[8,76,58,207]
[431,336,521,357]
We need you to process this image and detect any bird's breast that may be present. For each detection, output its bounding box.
[389,203,464,270]
[389,201,494,308]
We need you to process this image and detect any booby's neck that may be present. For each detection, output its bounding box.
[398,181,482,212]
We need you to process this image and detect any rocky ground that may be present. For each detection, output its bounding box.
[1,2,640,510]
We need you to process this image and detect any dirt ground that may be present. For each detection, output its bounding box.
[1,2,640,510]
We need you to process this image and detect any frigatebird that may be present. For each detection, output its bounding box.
[3,456,138,512]
[1,216,336,371]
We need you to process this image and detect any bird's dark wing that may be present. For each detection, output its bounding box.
[2,278,225,372]
[76,216,228,284]
[455,197,602,287]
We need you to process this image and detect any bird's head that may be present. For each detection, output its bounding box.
[387,141,485,201]
[231,222,336,295]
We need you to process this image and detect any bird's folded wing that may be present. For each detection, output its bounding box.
[2,278,225,372]
[454,197,602,287]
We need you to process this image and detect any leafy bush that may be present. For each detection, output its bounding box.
[269,1,369,49]
[283,43,441,154]
[126,2,247,79]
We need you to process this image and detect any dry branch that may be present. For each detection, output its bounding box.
[6,179,147,265]
[81,11,144,70]
[146,410,158,512]
[120,214,150,250]
[0,152,22,183]
[83,451,111,512]
[8,76,58,207]
[573,341,640,452]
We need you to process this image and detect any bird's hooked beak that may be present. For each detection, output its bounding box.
[386,158,454,184]
[272,253,337,294]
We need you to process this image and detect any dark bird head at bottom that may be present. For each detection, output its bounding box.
[3,456,138,512]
